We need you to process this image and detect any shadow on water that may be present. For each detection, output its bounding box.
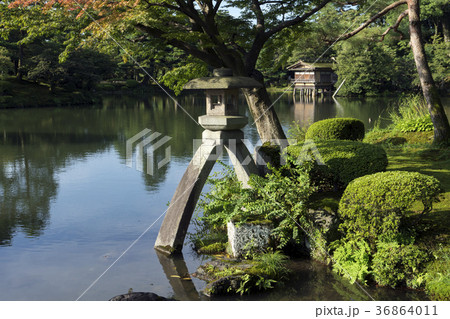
[155,251,203,301]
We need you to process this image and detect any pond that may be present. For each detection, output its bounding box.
[0,92,447,301]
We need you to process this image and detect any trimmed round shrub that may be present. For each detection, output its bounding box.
[287,140,388,189]
[305,118,365,141]
[372,241,428,288]
[338,171,442,245]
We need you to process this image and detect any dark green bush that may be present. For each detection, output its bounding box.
[125,79,140,88]
[287,140,388,189]
[97,83,115,91]
[305,118,365,141]
[372,241,429,288]
[338,171,442,245]
[0,80,12,94]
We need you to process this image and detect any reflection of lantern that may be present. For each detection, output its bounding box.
[155,68,262,255]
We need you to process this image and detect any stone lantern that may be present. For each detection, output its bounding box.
[155,68,262,255]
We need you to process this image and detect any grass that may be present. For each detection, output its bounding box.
[389,95,434,133]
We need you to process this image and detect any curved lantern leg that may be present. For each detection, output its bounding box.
[154,142,219,254]
[154,132,259,255]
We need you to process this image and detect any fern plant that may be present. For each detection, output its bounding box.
[195,157,315,250]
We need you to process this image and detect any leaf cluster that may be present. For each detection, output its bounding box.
[338,171,442,246]
[196,158,314,250]
[372,241,429,288]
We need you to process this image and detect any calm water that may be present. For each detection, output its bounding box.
[0,93,446,301]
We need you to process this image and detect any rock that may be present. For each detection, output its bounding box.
[227,220,271,258]
[193,259,254,296]
[308,207,338,235]
[306,207,340,263]
[204,275,243,297]
[109,292,173,301]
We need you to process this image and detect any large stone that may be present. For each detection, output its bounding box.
[227,221,271,258]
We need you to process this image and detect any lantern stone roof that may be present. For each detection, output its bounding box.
[184,68,263,90]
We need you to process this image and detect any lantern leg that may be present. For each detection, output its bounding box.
[154,143,219,255]
[155,134,260,255]
[224,140,259,189]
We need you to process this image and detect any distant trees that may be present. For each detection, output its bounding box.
[27,45,115,92]
[0,47,13,78]
[0,2,115,90]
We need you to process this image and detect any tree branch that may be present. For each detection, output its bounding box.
[135,23,222,66]
[251,0,265,31]
[380,9,408,41]
[213,0,223,15]
[337,0,408,42]
[142,0,182,12]
[265,0,332,38]
[243,0,331,73]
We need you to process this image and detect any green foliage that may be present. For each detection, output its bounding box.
[287,120,310,143]
[0,79,12,94]
[196,160,313,250]
[236,274,277,295]
[372,241,429,288]
[238,251,289,295]
[202,251,289,295]
[252,250,290,279]
[160,61,208,95]
[338,171,442,245]
[334,37,416,96]
[425,36,450,90]
[287,140,388,188]
[395,116,434,133]
[125,79,139,89]
[425,245,450,300]
[390,95,434,132]
[332,239,371,284]
[305,118,365,141]
[0,46,13,78]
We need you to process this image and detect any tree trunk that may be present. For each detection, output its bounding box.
[241,86,287,143]
[442,9,450,42]
[408,0,450,144]
[17,43,23,81]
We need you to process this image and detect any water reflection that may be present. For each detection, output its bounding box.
[0,153,56,245]
[0,96,207,246]
[0,93,442,301]
[155,251,202,301]
[292,95,337,126]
